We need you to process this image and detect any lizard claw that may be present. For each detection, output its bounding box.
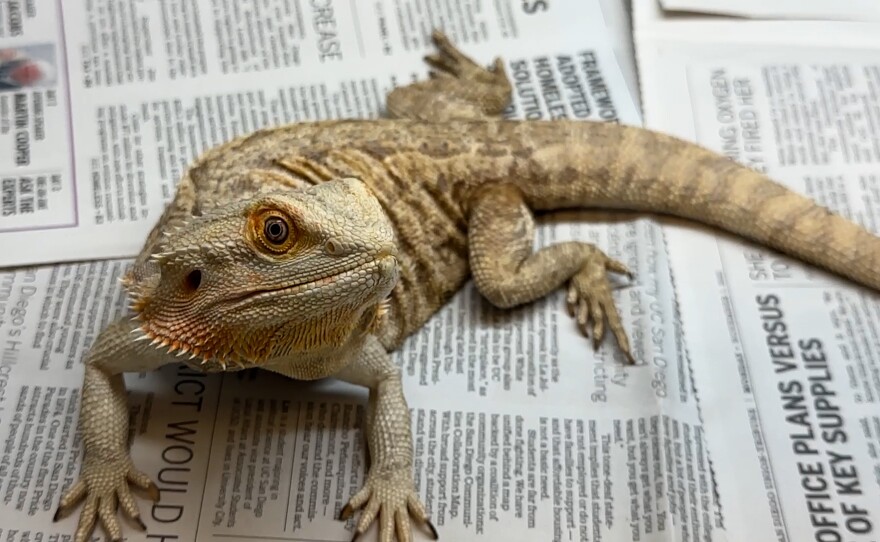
[54,456,157,542]
[342,468,437,542]
[566,253,636,364]
[340,503,355,520]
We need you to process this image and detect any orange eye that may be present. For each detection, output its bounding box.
[252,211,296,254]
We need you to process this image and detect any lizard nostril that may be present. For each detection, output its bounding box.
[184,269,202,292]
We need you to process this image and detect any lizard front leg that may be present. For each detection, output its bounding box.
[336,335,436,542]
[54,318,174,542]
[468,182,636,363]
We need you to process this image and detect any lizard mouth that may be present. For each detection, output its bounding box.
[227,256,398,307]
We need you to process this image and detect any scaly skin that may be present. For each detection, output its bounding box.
[56,31,880,542]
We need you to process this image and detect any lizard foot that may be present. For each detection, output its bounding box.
[386,29,510,120]
[340,468,437,542]
[566,253,637,364]
[424,29,505,85]
[53,456,158,542]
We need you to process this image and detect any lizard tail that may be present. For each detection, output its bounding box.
[525,122,880,291]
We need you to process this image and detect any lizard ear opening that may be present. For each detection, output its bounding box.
[184,270,202,292]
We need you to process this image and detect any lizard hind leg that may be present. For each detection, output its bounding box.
[385,30,512,121]
[468,183,636,364]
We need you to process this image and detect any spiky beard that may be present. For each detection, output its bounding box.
[127,295,393,372]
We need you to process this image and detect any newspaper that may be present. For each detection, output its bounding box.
[0,0,646,268]
[0,244,721,542]
[657,0,880,21]
[1,1,728,541]
[635,3,880,541]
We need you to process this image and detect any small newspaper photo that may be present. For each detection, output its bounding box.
[1,1,726,542]
[0,38,71,233]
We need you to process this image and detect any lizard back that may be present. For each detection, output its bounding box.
[135,118,880,349]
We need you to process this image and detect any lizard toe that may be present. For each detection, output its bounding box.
[54,479,87,521]
[73,494,99,542]
[343,470,436,542]
[58,456,156,542]
[97,495,122,542]
[394,508,413,542]
[567,254,637,364]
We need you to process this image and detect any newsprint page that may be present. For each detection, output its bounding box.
[1,1,726,542]
[0,0,643,268]
[637,6,880,542]
[656,0,880,22]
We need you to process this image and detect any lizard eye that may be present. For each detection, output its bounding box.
[264,217,289,244]
[251,210,297,255]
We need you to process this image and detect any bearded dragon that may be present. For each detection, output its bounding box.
[53,31,880,542]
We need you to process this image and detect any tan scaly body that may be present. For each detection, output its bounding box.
[56,31,880,542]
[143,118,880,351]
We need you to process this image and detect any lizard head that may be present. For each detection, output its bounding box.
[122,177,399,368]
